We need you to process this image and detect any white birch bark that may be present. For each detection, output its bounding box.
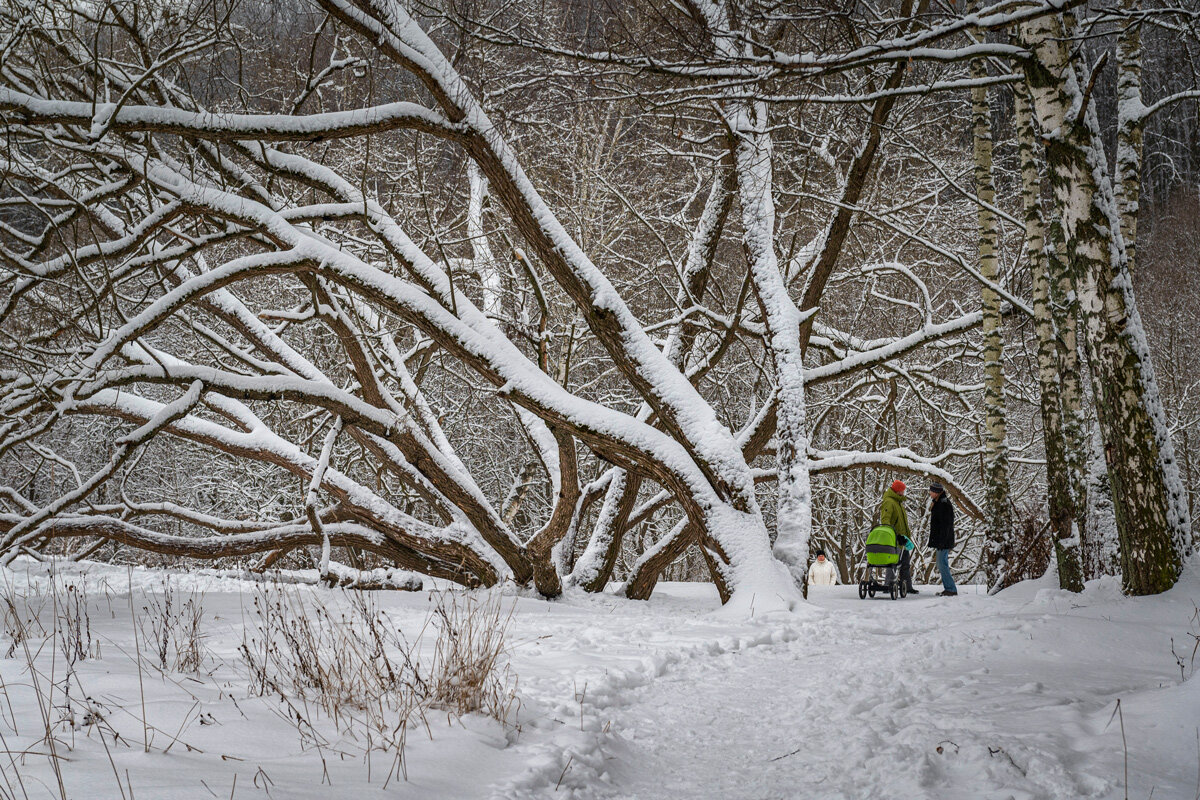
[1045,220,1091,567]
[1015,80,1083,591]
[970,47,1012,589]
[1019,12,1190,594]
[1114,0,1145,275]
[1086,426,1121,577]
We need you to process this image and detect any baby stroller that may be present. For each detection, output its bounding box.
[857,524,908,600]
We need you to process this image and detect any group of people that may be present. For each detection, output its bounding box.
[807,478,958,597]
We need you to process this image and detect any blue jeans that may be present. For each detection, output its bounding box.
[936,548,957,593]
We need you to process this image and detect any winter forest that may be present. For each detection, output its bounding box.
[0,0,1199,797]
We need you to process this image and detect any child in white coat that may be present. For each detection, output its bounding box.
[807,549,838,586]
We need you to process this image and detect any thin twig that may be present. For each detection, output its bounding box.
[127,567,150,753]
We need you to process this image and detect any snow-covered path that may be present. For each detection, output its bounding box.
[603,587,1090,799]
[547,580,1200,800]
[2,561,1198,800]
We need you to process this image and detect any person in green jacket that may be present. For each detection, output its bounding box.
[879,480,918,595]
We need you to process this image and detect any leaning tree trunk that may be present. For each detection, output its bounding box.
[1015,80,1084,591]
[621,162,738,600]
[1019,12,1189,595]
[971,47,1013,590]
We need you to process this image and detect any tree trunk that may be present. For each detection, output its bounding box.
[1019,13,1189,595]
[971,48,1013,590]
[729,99,813,594]
[572,470,643,593]
[1045,220,1091,571]
[1015,80,1083,591]
[525,426,581,598]
[1085,425,1122,578]
[1114,0,1145,275]
[623,520,695,600]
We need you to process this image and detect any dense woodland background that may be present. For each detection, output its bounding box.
[1,0,1198,601]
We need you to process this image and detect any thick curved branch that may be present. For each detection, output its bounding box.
[0,514,474,584]
[0,88,463,142]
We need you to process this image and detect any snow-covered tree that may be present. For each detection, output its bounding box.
[1,0,1194,603]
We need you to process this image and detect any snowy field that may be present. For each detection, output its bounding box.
[1,558,1198,800]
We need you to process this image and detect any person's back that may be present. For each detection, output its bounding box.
[879,486,910,541]
[928,492,955,549]
[878,480,916,594]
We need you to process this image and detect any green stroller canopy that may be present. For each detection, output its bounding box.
[866,525,900,566]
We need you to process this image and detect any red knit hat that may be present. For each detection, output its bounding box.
[891,480,907,495]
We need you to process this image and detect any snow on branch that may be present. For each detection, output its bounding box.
[808,449,985,520]
[463,0,1080,81]
[0,88,463,142]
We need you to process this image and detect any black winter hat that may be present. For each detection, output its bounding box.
[929,482,945,494]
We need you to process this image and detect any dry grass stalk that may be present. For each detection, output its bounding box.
[138,579,208,673]
[55,582,96,665]
[238,585,519,780]
[428,591,519,721]
[1,587,45,659]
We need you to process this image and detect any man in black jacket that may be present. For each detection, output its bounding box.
[928,483,957,596]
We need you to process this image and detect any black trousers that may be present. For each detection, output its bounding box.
[897,538,912,586]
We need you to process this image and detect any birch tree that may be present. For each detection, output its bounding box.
[1018,10,1190,594]
[6,0,1188,604]
[969,37,1013,590]
[1014,79,1084,591]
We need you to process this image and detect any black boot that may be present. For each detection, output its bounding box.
[907,585,920,595]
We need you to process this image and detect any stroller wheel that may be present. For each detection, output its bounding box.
[868,586,876,598]
[890,584,898,600]
[899,582,908,599]
[858,581,867,599]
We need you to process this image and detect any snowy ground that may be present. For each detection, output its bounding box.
[1,559,1198,800]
